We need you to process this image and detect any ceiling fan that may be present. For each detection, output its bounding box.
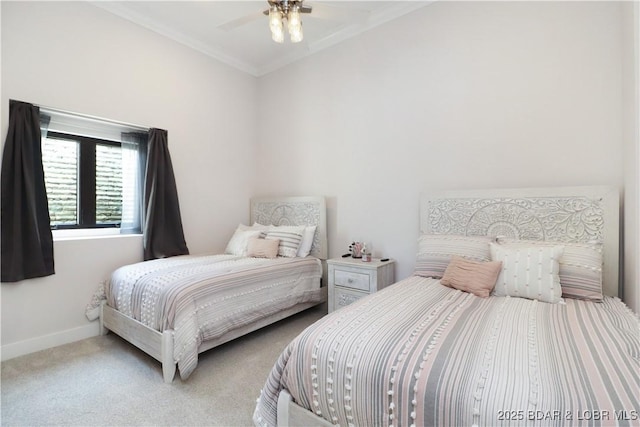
[217,1,372,44]
[218,1,313,43]
[264,0,311,43]
[216,2,307,29]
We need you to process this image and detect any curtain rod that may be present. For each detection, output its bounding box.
[19,100,151,132]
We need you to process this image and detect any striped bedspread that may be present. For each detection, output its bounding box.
[254,276,640,426]
[107,254,323,380]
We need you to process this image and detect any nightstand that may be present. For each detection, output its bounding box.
[327,257,395,312]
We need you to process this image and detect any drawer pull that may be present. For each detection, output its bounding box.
[347,278,354,283]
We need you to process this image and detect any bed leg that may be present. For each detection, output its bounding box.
[99,301,109,336]
[277,389,292,427]
[161,330,176,383]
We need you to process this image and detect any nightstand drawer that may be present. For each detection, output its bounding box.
[334,287,368,309]
[334,269,371,292]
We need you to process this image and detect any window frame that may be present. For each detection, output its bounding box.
[44,130,123,230]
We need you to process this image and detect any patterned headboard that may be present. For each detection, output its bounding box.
[250,196,328,259]
[420,186,620,296]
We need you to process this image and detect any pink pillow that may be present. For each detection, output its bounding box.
[440,256,502,298]
[247,238,279,259]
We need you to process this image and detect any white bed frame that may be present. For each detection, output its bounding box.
[100,196,328,383]
[275,185,620,426]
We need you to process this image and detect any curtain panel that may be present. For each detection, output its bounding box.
[143,128,189,260]
[1,100,55,282]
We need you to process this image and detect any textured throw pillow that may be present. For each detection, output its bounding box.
[224,228,263,256]
[440,256,502,298]
[490,242,564,304]
[265,225,305,258]
[496,237,603,301]
[415,234,494,278]
[247,238,279,259]
[296,225,317,257]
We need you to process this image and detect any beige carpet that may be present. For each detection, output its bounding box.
[1,306,326,427]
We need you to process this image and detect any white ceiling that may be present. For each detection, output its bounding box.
[91,1,431,77]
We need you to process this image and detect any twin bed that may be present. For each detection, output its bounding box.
[100,196,328,383]
[254,187,640,427]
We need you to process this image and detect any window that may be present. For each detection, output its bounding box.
[42,132,123,228]
[40,109,147,233]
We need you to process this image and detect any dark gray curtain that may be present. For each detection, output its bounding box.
[143,128,189,260]
[1,100,54,282]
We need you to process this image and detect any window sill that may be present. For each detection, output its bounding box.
[52,228,142,241]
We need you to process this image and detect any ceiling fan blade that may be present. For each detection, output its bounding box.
[306,3,369,23]
[218,11,264,32]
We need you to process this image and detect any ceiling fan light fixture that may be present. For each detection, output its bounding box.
[267,1,307,44]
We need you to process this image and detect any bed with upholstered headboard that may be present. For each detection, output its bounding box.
[100,196,328,383]
[255,186,638,427]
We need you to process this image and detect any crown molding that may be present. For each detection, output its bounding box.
[90,1,260,75]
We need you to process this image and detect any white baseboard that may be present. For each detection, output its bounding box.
[1,323,100,361]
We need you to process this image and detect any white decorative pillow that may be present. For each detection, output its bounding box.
[224,227,263,256]
[296,225,317,257]
[496,237,603,301]
[415,234,494,279]
[265,225,305,258]
[490,242,564,304]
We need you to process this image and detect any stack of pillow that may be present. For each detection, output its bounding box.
[224,223,317,259]
[415,234,603,303]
